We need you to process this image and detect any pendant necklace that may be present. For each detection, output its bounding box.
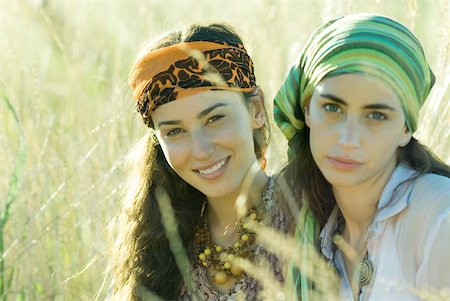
[353,250,374,290]
[335,213,374,296]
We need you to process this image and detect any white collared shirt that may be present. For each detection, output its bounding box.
[320,164,450,300]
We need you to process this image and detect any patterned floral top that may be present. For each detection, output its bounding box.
[179,176,289,301]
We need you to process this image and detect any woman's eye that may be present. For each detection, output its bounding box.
[206,114,224,125]
[166,128,184,137]
[368,112,387,120]
[323,103,341,113]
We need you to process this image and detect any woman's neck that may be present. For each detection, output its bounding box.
[206,169,268,246]
[333,161,397,244]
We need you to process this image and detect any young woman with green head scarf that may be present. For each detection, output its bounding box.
[274,14,450,300]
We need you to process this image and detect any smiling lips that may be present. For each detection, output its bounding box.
[328,156,362,170]
[195,157,230,179]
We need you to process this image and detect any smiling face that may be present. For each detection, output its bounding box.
[305,73,412,189]
[151,90,265,202]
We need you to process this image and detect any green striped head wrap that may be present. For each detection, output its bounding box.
[274,13,435,142]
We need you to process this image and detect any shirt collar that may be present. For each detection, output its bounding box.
[320,206,340,260]
[374,163,417,222]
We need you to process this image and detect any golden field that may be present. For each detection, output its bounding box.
[1,0,449,300]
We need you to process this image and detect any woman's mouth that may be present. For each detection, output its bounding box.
[195,157,230,179]
[327,156,362,170]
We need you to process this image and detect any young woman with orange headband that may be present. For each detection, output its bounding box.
[109,23,292,301]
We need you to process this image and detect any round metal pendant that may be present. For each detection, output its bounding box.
[353,258,373,287]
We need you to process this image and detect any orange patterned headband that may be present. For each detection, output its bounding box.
[128,41,256,126]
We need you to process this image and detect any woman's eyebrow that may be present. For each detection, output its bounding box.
[321,93,396,111]
[320,93,347,105]
[157,120,181,127]
[363,103,396,111]
[157,102,229,127]
[197,103,228,119]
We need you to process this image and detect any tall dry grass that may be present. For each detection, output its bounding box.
[1,0,449,300]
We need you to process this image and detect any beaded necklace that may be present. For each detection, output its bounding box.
[193,204,262,285]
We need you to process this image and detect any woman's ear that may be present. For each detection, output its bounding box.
[304,101,311,128]
[248,87,266,129]
[399,127,412,147]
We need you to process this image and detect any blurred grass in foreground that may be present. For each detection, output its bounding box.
[0,0,449,300]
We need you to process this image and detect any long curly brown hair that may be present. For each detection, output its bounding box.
[108,23,270,300]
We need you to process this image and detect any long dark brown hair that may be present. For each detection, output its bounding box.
[284,125,450,228]
[108,23,269,300]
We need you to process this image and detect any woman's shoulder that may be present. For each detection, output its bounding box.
[407,172,450,216]
[404,173,450,268]
[413,172,450,198]
[263,174,297,234]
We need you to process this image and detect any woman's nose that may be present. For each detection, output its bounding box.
[337,117,361,149]
[191,129,214,161]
